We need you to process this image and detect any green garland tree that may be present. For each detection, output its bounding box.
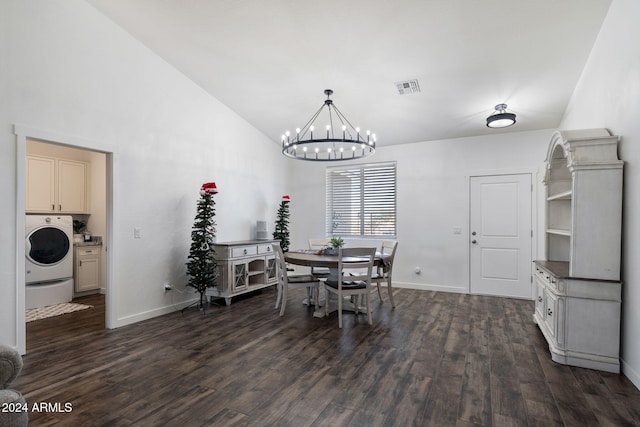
[186,182,218,309]
[273,195,291,252]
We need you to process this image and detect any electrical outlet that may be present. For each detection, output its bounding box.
[163,282,172,291]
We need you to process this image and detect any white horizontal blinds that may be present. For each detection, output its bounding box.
[327,167,362,236]
[363,164,396,236]
[326,162,396,237]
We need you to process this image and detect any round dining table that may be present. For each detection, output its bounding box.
[284,250,386,268]
[284,250,386,317]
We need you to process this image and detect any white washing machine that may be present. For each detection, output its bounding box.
[25,215,74,309]
[26,215,73,283]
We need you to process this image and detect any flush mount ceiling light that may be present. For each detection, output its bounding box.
[281,89,376,161]
[486,103,516,128]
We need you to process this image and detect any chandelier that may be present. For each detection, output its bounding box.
[281,89,376,161]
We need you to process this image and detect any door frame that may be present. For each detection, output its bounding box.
[465,168,539,298]
[14,124,117,354]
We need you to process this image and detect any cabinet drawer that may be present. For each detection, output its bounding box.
[535,266,561,293]
[77,247,100,257]
[258,244,274,255]
[231,245,257,258]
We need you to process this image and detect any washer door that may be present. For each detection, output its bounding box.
[26,227,71,266]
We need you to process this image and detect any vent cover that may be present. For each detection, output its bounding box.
[395,79,420,95]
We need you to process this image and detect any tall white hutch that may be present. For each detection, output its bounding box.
[534,128,623,373]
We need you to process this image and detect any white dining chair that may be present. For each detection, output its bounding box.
[308,238,331,278]
[371,240,398,308]
[273,244,320,316]
[324,247,375,328]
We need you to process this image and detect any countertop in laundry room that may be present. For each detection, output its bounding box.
[74,236,102,247]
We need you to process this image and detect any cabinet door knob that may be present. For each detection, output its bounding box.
[471,240,477,244]
[538,296,542,302]
[243,249,248,255]
[547,308,553,316]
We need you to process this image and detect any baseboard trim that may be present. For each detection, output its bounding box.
[621,357,640,391]
[113,298,199,328]
[393,281,467,294]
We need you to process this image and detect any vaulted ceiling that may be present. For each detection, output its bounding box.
[87,0,612,147]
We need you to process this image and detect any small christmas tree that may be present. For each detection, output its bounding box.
[273,195,291,252]
[186,182,218,309]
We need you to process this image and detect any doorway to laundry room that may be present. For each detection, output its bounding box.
[24,138,109,351]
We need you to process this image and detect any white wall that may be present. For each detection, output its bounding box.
[559,0,640,389]
[289,129,552,292]
[0,0,287,351]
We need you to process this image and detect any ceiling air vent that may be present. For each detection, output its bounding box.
[395,79,420,95]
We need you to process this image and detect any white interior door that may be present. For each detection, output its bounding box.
[470,174,533,299]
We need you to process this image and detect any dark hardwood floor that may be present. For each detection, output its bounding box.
[15,288,640,426]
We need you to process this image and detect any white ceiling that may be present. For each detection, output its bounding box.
[87,0,612,147]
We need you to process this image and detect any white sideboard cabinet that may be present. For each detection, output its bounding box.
[534,129,623,373]
[206,240,278,306]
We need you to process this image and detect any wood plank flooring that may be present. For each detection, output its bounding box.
[15,288,640,426]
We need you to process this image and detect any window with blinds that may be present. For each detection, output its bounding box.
[326,162,397,237]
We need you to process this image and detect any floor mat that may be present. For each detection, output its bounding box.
[26,302,93,322]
